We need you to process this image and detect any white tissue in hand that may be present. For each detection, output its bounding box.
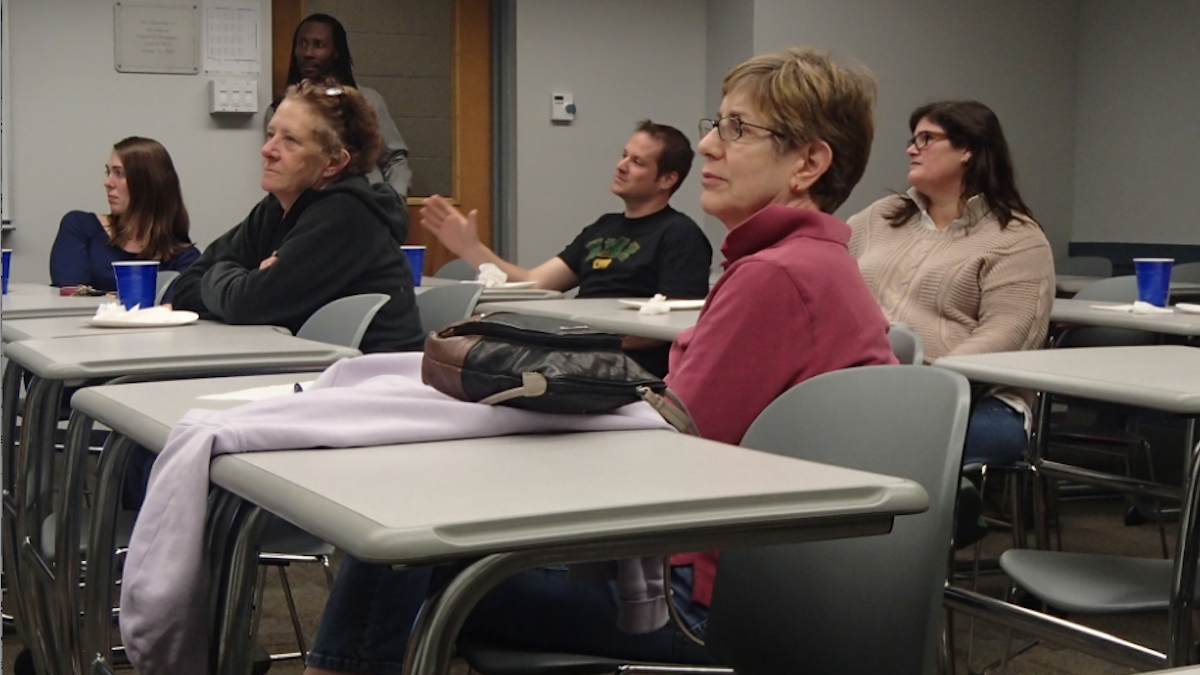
[639,294,670,316]
[476,263,507,288]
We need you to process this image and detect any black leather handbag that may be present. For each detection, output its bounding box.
[421,312,696,431]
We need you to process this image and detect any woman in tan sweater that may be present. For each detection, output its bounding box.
[848,100,1054,465]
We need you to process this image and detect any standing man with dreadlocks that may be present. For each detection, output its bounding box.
[267,13,413,197]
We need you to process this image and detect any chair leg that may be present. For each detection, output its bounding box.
[277,565,309,658]
[320,554,335,590]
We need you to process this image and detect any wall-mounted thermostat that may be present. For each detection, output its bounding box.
[551,92,576,123]
[209,79,258,114]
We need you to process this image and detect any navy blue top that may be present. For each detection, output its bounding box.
[49,211,200,291]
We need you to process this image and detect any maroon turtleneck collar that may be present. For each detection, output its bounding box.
[720,204,850,269]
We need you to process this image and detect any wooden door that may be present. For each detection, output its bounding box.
[271,0,492,276]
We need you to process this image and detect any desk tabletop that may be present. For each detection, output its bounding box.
[1055,276,1200,298]
[4,330,358,380]
[72,374,929,565]
[475,298,701,340]
[934,345,1200,413]
[1051,299,1200,336]
[574,308,700,341]
[1,316,288,343]
[475,298,626,319]
[2,287,112,319]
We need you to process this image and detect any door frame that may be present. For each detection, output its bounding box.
[270,0,492,275]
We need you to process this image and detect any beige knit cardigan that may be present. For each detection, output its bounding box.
[847,194,1055,363]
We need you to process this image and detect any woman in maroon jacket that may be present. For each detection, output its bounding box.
[303,47,895,675]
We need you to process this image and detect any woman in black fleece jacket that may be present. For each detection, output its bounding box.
[172,79,423,353]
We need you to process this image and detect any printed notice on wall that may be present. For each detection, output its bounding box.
[114,2,200,74]
[204,4,260,75]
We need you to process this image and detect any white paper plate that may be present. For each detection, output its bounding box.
[1176,303,1200,314]
[86,310,200,328]
[618,298,706,310]
[462,280,537,289]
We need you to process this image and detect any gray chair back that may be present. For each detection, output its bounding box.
[416,283,484,334]
[434,258,478,281]
[1061,275,1159,348]
[706,365,971,675]
[1055,255,1112,277]
[887,324,925,365]
[1171,260,1200,283]
[296,293,391,349]
[154,271,180,305]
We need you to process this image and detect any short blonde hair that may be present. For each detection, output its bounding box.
[723,47,876,213]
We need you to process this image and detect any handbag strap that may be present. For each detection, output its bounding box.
[476,372,549,405]
[637,386,701,436]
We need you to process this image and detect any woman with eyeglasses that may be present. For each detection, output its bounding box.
[848,100,1054,466]
[171,79,423,354]
[302,47,895,675]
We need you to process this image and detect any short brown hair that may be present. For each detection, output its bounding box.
[634,119,694,195]
[722,47,876,213]
[283,79,383,176]
[109,136,193,262]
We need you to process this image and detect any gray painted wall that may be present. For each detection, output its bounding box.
[6,0,272,285]
[750,0,1080,257]
[512,0,707,267]
[703,0,755,253]
[1072,0,1200,245]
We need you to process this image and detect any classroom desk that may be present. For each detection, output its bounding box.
[69,375,929,675]
[1,287,111,319]
[1055,275,1200,300]
[572,308,700,341]
[1051,299,1200,337]
[475,298,627,319]
[416,278,564,301]
[933,345,1200,668]
[1,331,359,675]
[932,344,1200,527]
[476,298,702,341]
[1,315,288,343]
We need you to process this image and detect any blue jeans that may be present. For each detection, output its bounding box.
[963,396,1028,466]
[306,559,714,675]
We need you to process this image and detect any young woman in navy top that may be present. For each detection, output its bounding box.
[50,136,199,291]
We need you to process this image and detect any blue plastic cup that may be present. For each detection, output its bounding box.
[2,248,10,295]
[1134,257,1173,307]
[112,260,159,310]
[401,245,426,287]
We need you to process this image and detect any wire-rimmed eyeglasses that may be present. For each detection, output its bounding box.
[699,116,783,141]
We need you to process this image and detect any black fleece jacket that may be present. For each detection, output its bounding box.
[172,175,424,353]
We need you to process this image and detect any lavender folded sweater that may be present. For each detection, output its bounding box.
[120,352,673,675]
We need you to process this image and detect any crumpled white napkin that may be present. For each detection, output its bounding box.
[1088,301,1175,315]
[638,294,670,316]
[475,263,507,288]
[93,303,176,324]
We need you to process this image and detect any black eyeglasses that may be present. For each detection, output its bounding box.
[906,130,948,151]
[699,116,782,141]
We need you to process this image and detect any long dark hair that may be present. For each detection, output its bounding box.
[276,13,357,107]
[108,137,193,262]
[887,100,1035,230]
